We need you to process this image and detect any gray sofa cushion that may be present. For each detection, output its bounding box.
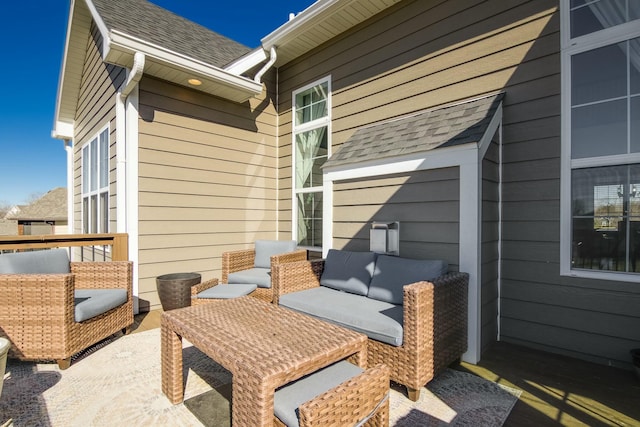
[0,248,70,274]
[274,360,364,427]
[228,267,271,288]
[319,249,377,296]
[74,289,128,322]
[368,255,448,305]
[254,240,297,269]
[280,287,403,346]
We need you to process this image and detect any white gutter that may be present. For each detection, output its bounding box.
[253,47,277,84]
[120,52,145,100]
[109,30,262,96]
[116,52,144,314]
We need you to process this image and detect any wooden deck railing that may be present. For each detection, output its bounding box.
[0,233,129,261]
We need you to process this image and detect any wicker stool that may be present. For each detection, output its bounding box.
[274,362,390,427]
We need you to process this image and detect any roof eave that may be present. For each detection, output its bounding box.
[108,30,262,103]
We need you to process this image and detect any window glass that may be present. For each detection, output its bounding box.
[100,129,108,188]
[295,82,328,126]
[571,164,640,272]
[632,97,640,152]
[90,138,98,192]
[570,0,640,38]
[571,42,627,106]
[571,99,627,158]
[295,128,328,188]
[297,192,323,247]
[293,78,329,249]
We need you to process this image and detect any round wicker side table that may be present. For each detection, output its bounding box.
[156,272,201,311]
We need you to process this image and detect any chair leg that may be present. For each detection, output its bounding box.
[57,358,71,370]
[407,387,420,402]
[122,325,132,335]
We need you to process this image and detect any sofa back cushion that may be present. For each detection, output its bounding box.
[254,240,297,269]
[0,248,70,274]
[320,249,377,296]
[368,255,448,305]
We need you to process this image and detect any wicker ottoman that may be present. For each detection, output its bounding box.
[195,283,258,301]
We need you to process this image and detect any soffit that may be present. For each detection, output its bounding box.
[261,0,403,66]
[324,93,504,170]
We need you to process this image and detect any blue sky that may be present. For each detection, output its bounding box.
[0,0,313,206]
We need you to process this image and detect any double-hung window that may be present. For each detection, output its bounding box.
[82,126,109,234]
[292,77,330,249]
[562,1,640,279]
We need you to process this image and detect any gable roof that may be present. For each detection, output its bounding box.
[8,188,67,222]
[92,0,251,69]
[324,93,504,169]
[54,0,263,139]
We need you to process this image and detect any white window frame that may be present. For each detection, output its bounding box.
[81,125,110,235]
[291,76,332,250]
[560,2,640,282]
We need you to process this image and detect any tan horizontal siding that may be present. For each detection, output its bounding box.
[137,76,278,310]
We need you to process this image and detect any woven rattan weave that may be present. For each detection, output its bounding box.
[0,261,134,369]
[221,248,307,303]
[272,258,469,401]
[161,296,367,426]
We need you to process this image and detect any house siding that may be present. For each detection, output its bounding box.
[278,0,640,368]
[73,22,125,236]
[136,75,280,310]
[333,168,460,267]
[481,138,500,353]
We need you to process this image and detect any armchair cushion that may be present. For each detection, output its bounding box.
[319,249,377,296]
[280,286,403,346]
[0,249,70,274]
[254,240,297,269]
[274,360,364,427]
[74,289,128,322]
[228,267,271,288]
[368,255,448,305]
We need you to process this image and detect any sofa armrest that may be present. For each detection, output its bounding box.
[191,278,220,296]
[222,249,255,283]
[270,249,307,266]
[272,259,324,305]
[403,272,468,372]
[71,261,133,293]
[0,274,76,324]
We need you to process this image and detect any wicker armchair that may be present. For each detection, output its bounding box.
[219,240,307,303]
[272,258,468,401]
[274,362,390,427]
[0,260,134,369]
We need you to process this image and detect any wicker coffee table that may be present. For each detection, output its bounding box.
[161,296,367,426]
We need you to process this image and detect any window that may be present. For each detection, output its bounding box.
[292,78,330,249]
[562,1,640,278]
[82,127,109,234]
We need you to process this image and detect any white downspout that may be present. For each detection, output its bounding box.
[64,140,73,240]
[254,46,277,84]
[116,52,144,314]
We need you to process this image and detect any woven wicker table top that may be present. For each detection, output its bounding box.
[161,296,367,426]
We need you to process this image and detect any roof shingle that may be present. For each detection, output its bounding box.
[91,0,252,68]
[325,93,504,169]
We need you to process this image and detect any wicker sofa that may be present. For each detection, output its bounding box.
[272,249,468,401]
[0,249,133,369]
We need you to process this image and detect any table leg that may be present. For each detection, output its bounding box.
[161,321,184,404]
[232,370,273,426]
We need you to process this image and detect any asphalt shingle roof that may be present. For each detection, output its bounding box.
[91,0,252,68]
[9,188,67,221]
[325,93,504,169]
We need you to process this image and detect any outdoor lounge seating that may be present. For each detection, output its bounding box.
[274,361,390,427]
[219,239,307,303]
[272,249,469,401]
[0,248,134,369]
